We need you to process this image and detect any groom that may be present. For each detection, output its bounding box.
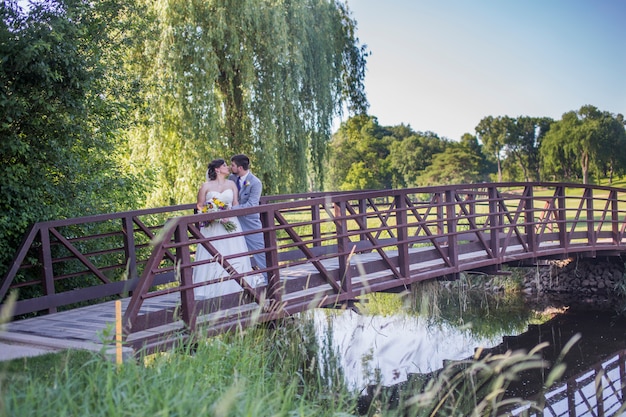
[229,154,267,281]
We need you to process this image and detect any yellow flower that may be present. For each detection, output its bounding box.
[199,197,236,232]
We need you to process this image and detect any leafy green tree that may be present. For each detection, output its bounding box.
[592,112,626,184]
[415,140,486,186]
[0,0,144,277]
[459,132,496,180]
[476,116,512,182]
[575,105,602,184]
[504,117,552,181]
[329,121,492,190]
[476,115,552,182]
[540,105,625,184]
[539,112,581,181]
[327,115,391,190]
[388,130,447,187]
[124,0,368,205]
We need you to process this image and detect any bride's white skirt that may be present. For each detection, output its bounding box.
[192,216,264,299]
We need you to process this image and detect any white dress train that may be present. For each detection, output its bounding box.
[192,189,264,299]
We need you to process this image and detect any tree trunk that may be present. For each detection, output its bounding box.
[581,151,589,184]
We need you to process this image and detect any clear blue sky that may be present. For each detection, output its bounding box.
[346,0,626,140]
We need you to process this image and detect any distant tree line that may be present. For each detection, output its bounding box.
[328,106,626,190]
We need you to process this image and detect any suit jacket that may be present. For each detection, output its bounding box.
[229,172,262,231]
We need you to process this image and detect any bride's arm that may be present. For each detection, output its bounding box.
[229,181,239,207]
[196,182,209,210]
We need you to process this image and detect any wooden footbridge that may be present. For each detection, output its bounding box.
[2,182,626,355]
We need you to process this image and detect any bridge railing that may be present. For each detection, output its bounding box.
[119,183,626,351]
[3,183,626,345]
[0,191,348,317]
[0,204,196,316]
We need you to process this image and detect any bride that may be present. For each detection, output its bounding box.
[192,158,263,300]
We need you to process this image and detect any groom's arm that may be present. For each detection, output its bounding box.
[236,176,262,209]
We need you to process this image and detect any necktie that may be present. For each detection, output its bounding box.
[237,177,241,191]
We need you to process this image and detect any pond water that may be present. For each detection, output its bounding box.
[314,287,626,415]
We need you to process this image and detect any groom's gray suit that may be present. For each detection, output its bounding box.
[229,172,267,279]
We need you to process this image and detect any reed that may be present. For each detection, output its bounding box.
[359,341,565,417]
[3,297,620,416]
[1,313,356,416]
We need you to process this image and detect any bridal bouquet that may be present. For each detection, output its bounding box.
[200,197,237,232]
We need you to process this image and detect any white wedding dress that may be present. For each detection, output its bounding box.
[192,189,264,299]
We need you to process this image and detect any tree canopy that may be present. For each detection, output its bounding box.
[0,0,143,277]
[0,0,368,278]
[327,118,490,190]
[124,0,369,206]
[540,105,626,184]
[327,115,392,190]
[328,108,624,190]
[388,130,447,188]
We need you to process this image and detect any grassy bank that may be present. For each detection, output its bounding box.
[2,305,578,417]
[1,316,357,417]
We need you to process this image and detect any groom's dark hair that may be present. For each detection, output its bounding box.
[231,154,250,170]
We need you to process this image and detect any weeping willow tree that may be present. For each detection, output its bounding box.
[125,0,368,206]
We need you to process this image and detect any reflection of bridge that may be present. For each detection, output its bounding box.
[2,182,626,354]
[495,311,626,416]
[510,350,626,416]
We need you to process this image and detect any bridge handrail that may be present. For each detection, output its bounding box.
[0,192,359,315]
[119,183,626,351]
[3,182,626,328]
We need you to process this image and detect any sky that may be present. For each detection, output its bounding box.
[345,0,626,140]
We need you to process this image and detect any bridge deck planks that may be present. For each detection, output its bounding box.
[3,247,445,348]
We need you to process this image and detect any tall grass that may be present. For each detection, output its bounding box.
[3,300,617,416]
[2,314,357,417]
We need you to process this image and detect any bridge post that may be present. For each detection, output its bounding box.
[311,204,321,247]
[488,186,500,258]
[122,216,138,282]
[444,190,458,271]
[39,225,57,314]
[174,223,196,330]
[610,190,620,244]
[334,201,351,293]
[434,192,444,236]
[358,199,367,243]
[556,186,568,250]
[262,208,282,303]
[396,194,409,278]
[523,186,536,253]
[585,188,596,251]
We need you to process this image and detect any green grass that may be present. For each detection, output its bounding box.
[0,303,587,417]
[0,349,94,386]
[1,316,356,417]
[4,297,621,417]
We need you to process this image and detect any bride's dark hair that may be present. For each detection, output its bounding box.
[206,159,226,181]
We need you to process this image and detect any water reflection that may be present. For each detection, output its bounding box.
[509,349,626,416]
[314,289,626,414]
[315,290,546,389]
[314,308,520,388]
